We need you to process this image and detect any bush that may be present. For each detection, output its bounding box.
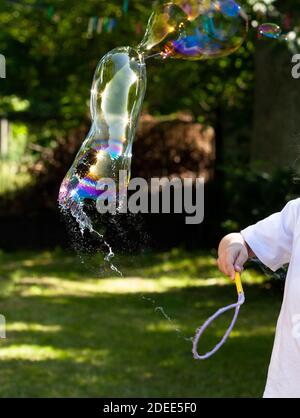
[221,164,300,233]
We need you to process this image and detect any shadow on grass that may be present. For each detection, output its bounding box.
[0,278,281,397]
[0,248,222,281]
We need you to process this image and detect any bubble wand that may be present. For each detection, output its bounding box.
[192,272,245,360]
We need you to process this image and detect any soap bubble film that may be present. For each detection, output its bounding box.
[59,1,248,271]
[258,23,282,40]
[140,0,248,60]
[58,47,146,273]
[59,47,146,232]
[138,3,188,54]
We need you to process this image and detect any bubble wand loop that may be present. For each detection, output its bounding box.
[192,272,245,360]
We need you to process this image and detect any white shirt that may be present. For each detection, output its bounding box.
[241,199,300,398]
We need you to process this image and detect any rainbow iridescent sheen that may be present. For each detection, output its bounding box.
[59,47,146,211]
[59,1,248,233]
[139,0,248,60]
[258,23,282,40]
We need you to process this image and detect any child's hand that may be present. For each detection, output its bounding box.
[217,233,250,280]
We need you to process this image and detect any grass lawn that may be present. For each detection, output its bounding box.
[0,248,282,397]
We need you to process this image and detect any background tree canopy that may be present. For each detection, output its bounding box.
[1,0,300,250]
[0,0,256,145]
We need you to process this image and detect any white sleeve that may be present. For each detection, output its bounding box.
[241,199,300,272]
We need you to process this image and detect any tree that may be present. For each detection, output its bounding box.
[0,0,255,149]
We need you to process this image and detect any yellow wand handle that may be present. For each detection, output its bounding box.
[234,272,243,295]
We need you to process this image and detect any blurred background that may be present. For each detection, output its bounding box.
[0,0,300,398]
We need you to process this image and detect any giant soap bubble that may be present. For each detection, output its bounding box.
[59,1,248,268]
[138,3,188,54]
[139,0,248,60]
[59,47,146,236]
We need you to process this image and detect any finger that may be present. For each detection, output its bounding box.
[228,265,236,280]
[218,253,236,279]
[218,257,230,277]
[217,257,226,275]
[234,251,247,272]
[224,260,236,280]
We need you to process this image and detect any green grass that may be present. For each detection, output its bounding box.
[0,248,282,397]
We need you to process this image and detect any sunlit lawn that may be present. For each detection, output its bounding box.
[0,248,282,397]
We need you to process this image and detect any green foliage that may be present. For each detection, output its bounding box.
[0,0,256,147]
[222,164,300,232]
[0,159,32,195]
[0,123,33,195]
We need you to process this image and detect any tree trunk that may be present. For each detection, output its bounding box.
[252,42,300,170]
